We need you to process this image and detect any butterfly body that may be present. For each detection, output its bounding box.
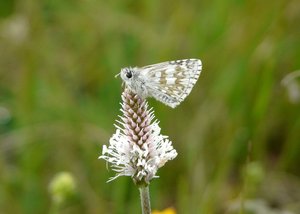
[120,59,202,108]
[120,67,150,98]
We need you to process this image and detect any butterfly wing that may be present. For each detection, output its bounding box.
[139,59,202,108]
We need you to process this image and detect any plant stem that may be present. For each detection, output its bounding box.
[139,186,151,214]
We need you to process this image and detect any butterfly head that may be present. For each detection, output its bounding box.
[120,67,134,83]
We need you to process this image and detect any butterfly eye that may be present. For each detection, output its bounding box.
[126,71,132,78]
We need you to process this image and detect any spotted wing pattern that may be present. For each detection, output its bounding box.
[139,59,202,108]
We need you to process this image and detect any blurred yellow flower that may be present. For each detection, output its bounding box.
[152,207,176,214]
[48,171,77,205]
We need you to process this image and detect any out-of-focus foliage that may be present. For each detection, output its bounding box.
[0,0,300,213]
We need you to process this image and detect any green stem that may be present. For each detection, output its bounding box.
[139,186,151,214]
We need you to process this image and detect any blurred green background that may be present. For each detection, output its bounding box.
[1,0,300,213]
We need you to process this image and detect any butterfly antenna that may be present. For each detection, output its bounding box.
[115,72,121,78]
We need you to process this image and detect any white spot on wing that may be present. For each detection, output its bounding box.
[166,77,176,85]
[166,69,175,74]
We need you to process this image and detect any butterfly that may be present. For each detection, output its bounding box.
[119,59,202,108]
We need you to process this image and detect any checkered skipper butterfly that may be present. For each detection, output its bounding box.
[119,59,202,108]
